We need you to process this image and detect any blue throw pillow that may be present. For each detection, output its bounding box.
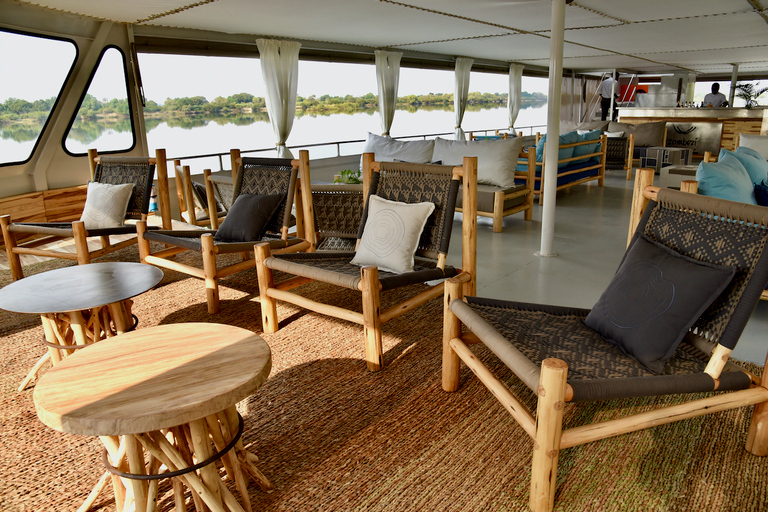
[732,146,768,184]
[696,154,758,205]
[717,148,768,184]
[571,129,602,164]
[585,235,735,374]
[536,130,580,168]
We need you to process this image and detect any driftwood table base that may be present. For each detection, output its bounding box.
[94,406,270,512]
[18,299,135,391]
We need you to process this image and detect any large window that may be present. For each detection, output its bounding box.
[65,46,134,154]
[0,30,76,165]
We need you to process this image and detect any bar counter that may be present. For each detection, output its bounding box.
[617,107,767,151]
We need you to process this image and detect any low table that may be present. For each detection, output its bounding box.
[0,262,163,390]
[33,322,272,512]
[640,146,693,173]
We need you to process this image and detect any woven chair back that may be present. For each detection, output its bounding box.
[94,157,156,220]
[362,161,460,260]
[312,184,365,239]
[234,157,298,234]
[636,188,768,350]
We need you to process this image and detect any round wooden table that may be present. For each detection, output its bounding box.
[0,262,163,390]
[33,322,273,512]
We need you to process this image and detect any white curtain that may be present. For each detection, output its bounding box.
[375,50,402,137]
[508,63,524,131]
[256,39,301,158]
[454,57,473,140]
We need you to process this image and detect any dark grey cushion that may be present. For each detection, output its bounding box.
[213,193,284,243]
[585,235,735,374]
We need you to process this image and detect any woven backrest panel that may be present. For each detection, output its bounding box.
[94,157,155,219]
[235,157,297,233]
[367,161,458,259]
[211,180,235,210]
[637,188,768,349]
[312,184,365,239]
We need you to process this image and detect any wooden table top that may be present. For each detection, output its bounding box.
[0,262,163,314]
[33,323,271,436]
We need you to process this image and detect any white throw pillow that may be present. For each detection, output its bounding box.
[739,134,768,160]
[360,132,435,168]
[605,131,625,138]
[432,136,524,187]
[351,194,435,274]
[80,181,134,229]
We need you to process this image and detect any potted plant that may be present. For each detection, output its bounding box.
[734,82,768,109]
[332,169,362,184]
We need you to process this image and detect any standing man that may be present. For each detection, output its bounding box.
[599,73,617,121]
[703,83,729,107]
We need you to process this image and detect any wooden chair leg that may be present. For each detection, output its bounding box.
[72,220,91,265]
[491,191,503,233]
[0,215,24,280]
[254,243,279,333]
[136,220,151,262]
[201,234,219,314]
[442,277,464,392]
[361,266,383,372]
[747,350,768,456]
[529,358,568,512]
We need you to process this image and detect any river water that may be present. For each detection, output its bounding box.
[3,104,548,171]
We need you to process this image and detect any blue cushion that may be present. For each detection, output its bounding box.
[696,154,757,205]
[536,130,580,168]
[732,146,768,184]
[572,129,602,164]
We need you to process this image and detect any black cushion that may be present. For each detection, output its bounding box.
[755,181,768,207]
[585,235,735,374]
[213,193,284,243]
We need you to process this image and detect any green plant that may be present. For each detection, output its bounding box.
[333,169,362,184]
[734,82,768,108]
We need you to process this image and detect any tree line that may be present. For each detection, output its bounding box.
[1,91,547,122]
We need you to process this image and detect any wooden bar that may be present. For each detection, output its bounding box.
[449,337,537,438]
[266,287,364,325]
[441,279,463,392]
[561,386,768,449]
[462,156,478,296]
[379,283,444,323]
[255,243,279,333]
[361,266,383,372]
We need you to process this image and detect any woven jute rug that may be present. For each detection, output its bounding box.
[1,246,767,511]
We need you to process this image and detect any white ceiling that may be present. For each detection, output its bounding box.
[14,0,768,77]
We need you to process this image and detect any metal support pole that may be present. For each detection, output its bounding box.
[729,63,739,107]
[538,0,566,258]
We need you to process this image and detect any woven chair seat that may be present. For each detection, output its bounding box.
[455,297,752,403]
[143,229,302,253]
[10,221,159,237]
[266,251,457,291]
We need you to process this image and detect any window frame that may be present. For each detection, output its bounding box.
[0,28,79,168]
[63,44,136,157]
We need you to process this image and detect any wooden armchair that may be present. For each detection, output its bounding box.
[137,150,314,314]
[1,149,170,280]
[444,178,768,511]
[255,154,478,371]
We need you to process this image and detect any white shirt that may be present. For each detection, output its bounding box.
[703,92,727,107]
[599,78,615,99]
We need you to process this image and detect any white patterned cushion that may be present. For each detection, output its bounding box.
[351,194,435,274]
[80,181,134,229]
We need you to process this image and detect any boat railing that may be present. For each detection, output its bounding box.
[166,124,546,173]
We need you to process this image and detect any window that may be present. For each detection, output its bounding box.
[65,46,134,154]
[0,30,76,165]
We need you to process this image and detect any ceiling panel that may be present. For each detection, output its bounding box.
[578,0,754,23]
[145,0,510,48]
[20,0,191,23]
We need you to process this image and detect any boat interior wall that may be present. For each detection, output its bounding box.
[0,12,147,198]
